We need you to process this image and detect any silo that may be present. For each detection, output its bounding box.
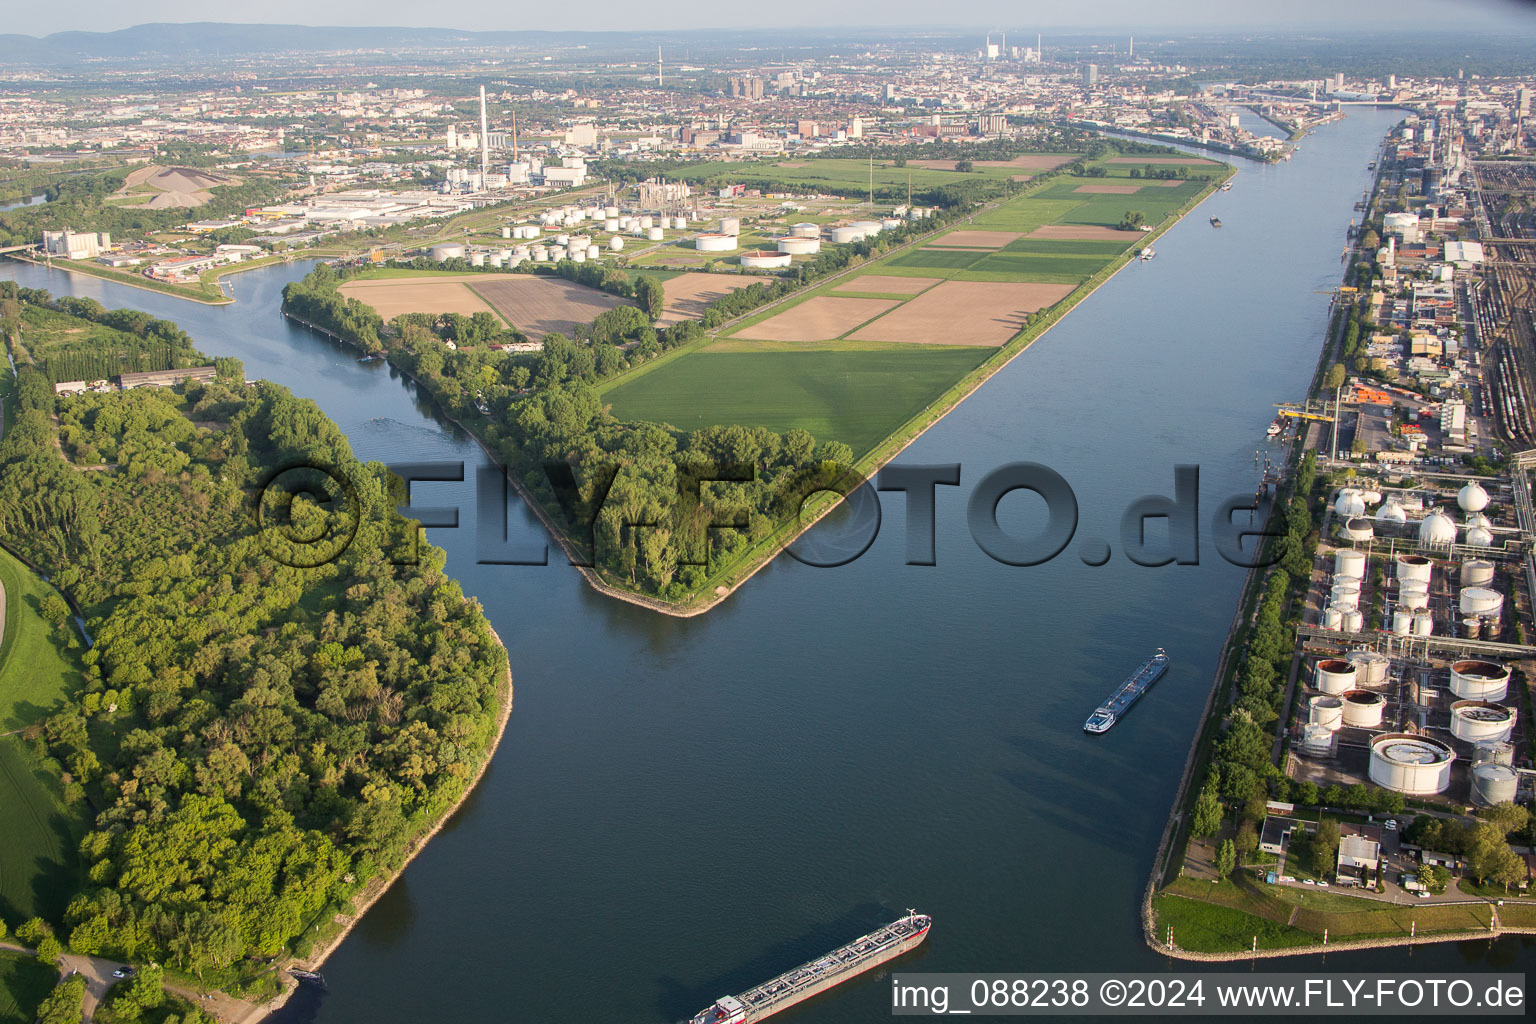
[647,226,664,241]
[1471,762,1519,806]
[1396,554,1433,583]
[1342,609,1365,633]
[1391,607,1414,635]
[1459,587,1504,617]
[1309,695,1345,731]
[1335,550,1366,578]
[1450,661,1510,701]
[1347,650,1390,685]
[1451,700,1516,743]
[1314,659,1358,693]
[720,217,741,235]
[1411,609,1433,636]
[1341,689,1386,728]
[1462,559,1495,587]
[1368,734,1454,794]
[1322,606,1344,631]
[609,236,624,251]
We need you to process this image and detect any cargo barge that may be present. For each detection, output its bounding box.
[689,911,931,1023]
[1084,649,1170,733]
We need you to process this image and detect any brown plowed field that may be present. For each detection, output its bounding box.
[832,275,940,295]
[849,280,1073,347]
[338,276,505,323]
[734,296,900,342]
[929,230,1022,248]
[1027,225,1148,242]
[657,275,753,326]
[468,277,634,339]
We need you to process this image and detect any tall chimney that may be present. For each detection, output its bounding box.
[479,85,489,185]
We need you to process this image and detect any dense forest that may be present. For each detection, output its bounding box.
[0,285,508,974]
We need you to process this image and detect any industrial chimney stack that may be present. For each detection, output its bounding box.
[479,85,489,185]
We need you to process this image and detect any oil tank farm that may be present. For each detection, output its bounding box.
[431,242,466,261]
[1449,700,1516,743]
[788,222,820,238]
[1368,733,1454,794]
[1340,517,1374,543]
[1449,660,1511,701]
[1341,689,1386,728]
[1308,695,1345,731]
[1346,650,1390,685]
[740,250,792,269]
[777,236,821,255]
[1470,761,1519,806]
[1314,658,1357,694]
[695,233,737,252]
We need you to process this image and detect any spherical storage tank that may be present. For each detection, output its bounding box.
[777,236,821,255]
[1336,489,1367,517]
[1465,526,1494,547]
[1314,659,1357,694]
[1471,762,1519,807]
[1450,700,1516,743]
[1462,559,1496,587]
[1308,696,1344,731]
[431,243,466,261]
[695,233,737,252]
[740,250,792,269]
[789,222,820,238]
[1369,733,1454,794]
[1341,689,1386,728]
[1450,660,1510,701]
[1376,500,1408,525]
[1347,650,1390,684]
[720,217,741,236]
[608,236,624,252]
[1458,481,1490,512]
[1419,510,1457,546]
[1396,554,1433,583]
[1335,549,1366,578]
[1341,517,1374,543]
[1466,511,1492,530]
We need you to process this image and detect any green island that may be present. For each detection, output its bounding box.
[282,140,1230,613]
[0,283,511,1020]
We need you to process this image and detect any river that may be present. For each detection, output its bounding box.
[3,106,1528,1022]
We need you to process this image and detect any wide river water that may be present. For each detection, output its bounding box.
[4,106,1530,1021]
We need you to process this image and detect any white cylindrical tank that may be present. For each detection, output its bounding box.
[1376,500,1408,524]
[1341,689,1386,728]
[881,218,903,230]
[1471,762,1519,807]
[1309,695,1345,731]
[777,236,821,255]
[1465,525,1494,547]
[1392,607,1414,635]
[1335,550,1367,578]
[549,246,566,261]
[830,225,865,244]
[851,219,883,234]
[571,249,586,263]
[1398,590,1429,611]
[1474,741,1515,766]
[1419,510,1457,546]
[1314,659,1358,694]
[1331,594,1360,614]
[431,242,466,261]
[469,252,485,267]
[609,236,624,252]
[1411,609,1433,636]
[1347,650,1390,684]
[1342,609,1365,633]
[619,216,635,230]
[586,245,601,260]
[507,255,525,269]
[501,226,512,238]
[1450,661,1511,701]
[1462,559,1495,587]
[647,226,664,241]
[695,233,737,252]
[1341,517,1374,542]
[604,206,620,218]
[1331,580,1361,601]
[1450,700,1516,743]
[1458,481,1490,512]
[740,250,793,269]
[720,217,741,235]
[790,222,820,238]
[556,233,570,246]
[1396,554,1433,583]
[1462,616,1484,639]
[1336,489,1367,517]
[531,245,549,262]
[488,255,504,268]
[673,216,688,230]
[640,216,654,230]
[604,218,620,231]
[1459,587,1504,616]
[1323,606,1344,631]
[1369,733,1454,795]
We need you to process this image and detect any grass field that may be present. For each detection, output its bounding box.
[664,155,1080,193]
[0,547,83,732]
[0,951,55,1024]
[602,348,990,456]
[0,735,84,924]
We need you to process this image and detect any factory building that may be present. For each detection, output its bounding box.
[42,229,111,260]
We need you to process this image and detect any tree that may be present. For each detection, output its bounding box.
[1216,839,1236,878]
[35,975,85,1024]
[1419,864,1449,894]
[1192,782,1223,838]
[36,935,63,964]
[1235,821,1259,864]
[1467,821,1525,890]
[955,159,974,172]
[1313,818,1341,877]
[1324,363,1347,389]
[633,276,665,321]
[16,917,50,945]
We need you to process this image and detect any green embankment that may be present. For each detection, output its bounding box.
[0,950,58,1024]
[0,547,83,731]
[0,735,85,924]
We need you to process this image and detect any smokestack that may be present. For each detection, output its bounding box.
[512,109,518,163]
[1129,36,1133,59]
[1037,33,1041,61]
[658,46,663,87]
[479,85,489,185]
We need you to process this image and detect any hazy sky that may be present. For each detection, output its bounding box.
[7,0,1532,38]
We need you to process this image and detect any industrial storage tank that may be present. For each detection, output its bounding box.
[1450,661,1511,701]
[1347,650,1390,684]
[608,236,624,251]
[604,218,620,231]
[548,245,566,261]
[789,222,820,238]
[431,243,466,261]
[501,226,512,239]
[556,233,570,246]
[647,226,664,241]
[1465,526,1494,547]
[851,219,883,235]
[1341,517,1374,542]
[1342,609,1365,633]
[1336,489,1367,517]
[881,218,903,230]
[639,216,654,230]
[1419,510,1457,547]
[673,216,688,229]
[1471,762,1519,807]
[740,250,793,269]
[1376,500,1408,525]
[1322,606,1344,631]
[1314,659,1358,694]
[604,206,620,218]
[777,236,821,255]
[1335,550,1367,578]
[469,252,486,267]
[1341,689,1386,728]
[1411,609,1433,636]
[1309,695,1345,731]
[1458,481,1490,512]
[1391,607,1414,635]
[1466,511,1492,530]
[1459,587,1504,617]
[531,245,549,262]
[720,217,741,235]
[1368,734,1454,794]
[1396,554,1433,583]
[570,249,587,263]
[830,226,866,244]
[1474,740,1515,766]
[1450,700,1516,743]
[1398,589,1429,611]
[1462,616,1483,639]
[488,255,504,268]
[586,245,601,260]
[695,233,737,252]
[1462,559,1496,587]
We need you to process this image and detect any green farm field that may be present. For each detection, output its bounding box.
[602,347,989,457]
[666,155,1078,193]
[0,951,56,1024]
[0,735,84,924]
[0,547,84,731]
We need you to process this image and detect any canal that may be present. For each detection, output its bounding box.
[4,105,1526,1022]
